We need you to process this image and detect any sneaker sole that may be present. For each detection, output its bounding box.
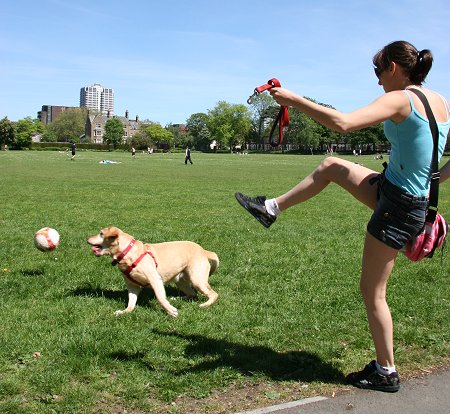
[235,193,274,228]
[352,382,400,393]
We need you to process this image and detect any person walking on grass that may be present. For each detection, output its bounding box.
[185,146,193,164]
[235,40,450,393]
[71,142,76,160]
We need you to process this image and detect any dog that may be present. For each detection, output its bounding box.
[87,226,219,318]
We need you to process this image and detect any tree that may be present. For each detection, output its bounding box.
[194,126,212,150]
[41,129,58,143]
[186,113,209,144]
[103,117,124,149]
[248,93,276,144]
[15,117,45,148]
[348,123,386,152]
[128,130,152,150]
[48,108,86,142]
[186,113,210,150]
[0,117,16,148]
[166,123,191,149]
[286,110,321,149]
[207,101,252,150]
[143,124,174,149]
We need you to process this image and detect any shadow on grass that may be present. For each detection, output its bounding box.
[109,350,156,371]
[21,268,45,277]
[152,329,345,384]
[70,284,186,307]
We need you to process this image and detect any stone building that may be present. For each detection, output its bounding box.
[85,110,140,144]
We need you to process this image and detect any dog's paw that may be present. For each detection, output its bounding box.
[114,310,126,316]
[167,306,179,318]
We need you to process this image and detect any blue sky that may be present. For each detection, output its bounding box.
[1,0,449,125]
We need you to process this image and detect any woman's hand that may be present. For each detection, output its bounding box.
[269,87,300,107]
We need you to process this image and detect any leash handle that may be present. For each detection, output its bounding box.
[247,78,281,103]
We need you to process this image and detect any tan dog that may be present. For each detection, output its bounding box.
[87,226,219,317]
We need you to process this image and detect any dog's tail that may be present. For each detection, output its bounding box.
[205,250,219,275]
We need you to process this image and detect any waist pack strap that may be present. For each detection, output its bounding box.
[407,89,440,223]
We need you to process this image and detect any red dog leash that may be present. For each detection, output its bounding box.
[247,78,290,146]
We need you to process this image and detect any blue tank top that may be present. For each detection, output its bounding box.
[384,91,450,196]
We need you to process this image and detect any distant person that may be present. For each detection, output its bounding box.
[185,146,193,164]
[131,147,136,158]
[71,143,76,160]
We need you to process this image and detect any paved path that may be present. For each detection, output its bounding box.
[236,367,450,414]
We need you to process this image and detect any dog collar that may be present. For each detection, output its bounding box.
[111,239,136,266]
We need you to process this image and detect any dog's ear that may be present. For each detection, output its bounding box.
[102,226,120,242]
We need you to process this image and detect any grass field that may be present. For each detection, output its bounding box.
[0,150,449,413]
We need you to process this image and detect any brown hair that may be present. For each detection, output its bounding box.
[372,41,433,85]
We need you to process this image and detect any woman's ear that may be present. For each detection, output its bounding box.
[388,61,397,74]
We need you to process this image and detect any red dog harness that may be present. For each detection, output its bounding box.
[111,239,158,287]
[247,78,290,146]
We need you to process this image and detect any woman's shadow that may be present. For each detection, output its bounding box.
[151,329,345,384]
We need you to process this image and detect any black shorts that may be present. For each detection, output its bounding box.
[367,176,428,250]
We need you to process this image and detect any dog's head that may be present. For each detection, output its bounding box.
[87,226,122,256]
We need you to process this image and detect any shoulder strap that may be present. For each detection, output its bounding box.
[408,88,440,222]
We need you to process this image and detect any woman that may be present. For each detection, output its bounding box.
[235,41,449,392]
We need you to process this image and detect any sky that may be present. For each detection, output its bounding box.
[1,0,449,125]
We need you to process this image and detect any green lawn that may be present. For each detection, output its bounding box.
[0,150,449,413]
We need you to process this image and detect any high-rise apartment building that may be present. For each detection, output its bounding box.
[80,83,114,115]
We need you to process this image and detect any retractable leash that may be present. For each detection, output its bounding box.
[247,78,290,146]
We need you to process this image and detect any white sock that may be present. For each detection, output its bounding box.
[265,198,281,217]
[375,361,396,375]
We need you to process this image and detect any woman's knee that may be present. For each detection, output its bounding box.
[316,156,348,179]
[319,156,338,169]
[359,278,387,306]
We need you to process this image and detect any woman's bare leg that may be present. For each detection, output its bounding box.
[360,232,398,367]
[276,157,380,211]
[275,157,397,366]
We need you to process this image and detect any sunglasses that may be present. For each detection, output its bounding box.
[374,67,383,78]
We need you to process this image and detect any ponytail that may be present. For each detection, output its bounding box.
[410,49,433,85]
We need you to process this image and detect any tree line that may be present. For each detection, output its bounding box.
[1,94,389,152]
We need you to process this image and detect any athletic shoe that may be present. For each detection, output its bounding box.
[345,360,400,393]
[234,192,276,228]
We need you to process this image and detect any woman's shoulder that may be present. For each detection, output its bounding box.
[371,91,412,123]
[405,87,449,122]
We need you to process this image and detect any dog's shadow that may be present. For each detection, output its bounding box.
[147,329,345,384]
[21,268,45,277]
[71,284,186,308]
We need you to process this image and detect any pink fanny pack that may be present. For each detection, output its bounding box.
[403,212,448,261]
